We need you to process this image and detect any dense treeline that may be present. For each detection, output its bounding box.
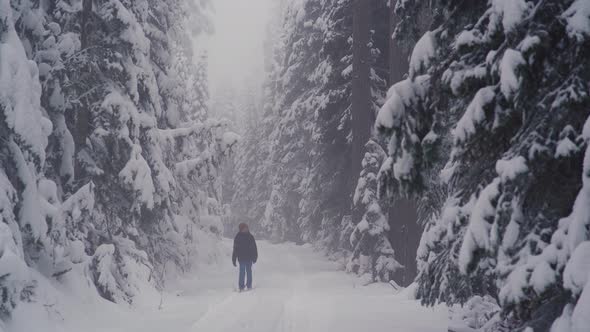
[3,0,588,330]
[230,0,406,283]
[231,0,590,330]
[0,0,234,320]
[377,0,590,330]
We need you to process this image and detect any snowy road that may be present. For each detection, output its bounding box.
[30,240,448,332]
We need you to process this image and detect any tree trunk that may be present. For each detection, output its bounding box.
[351,0,371,221]
[386,1,430,287]
[388,199,420,286]
[389,0,409,85]
[81,0,93,49]
[75,0,93,157]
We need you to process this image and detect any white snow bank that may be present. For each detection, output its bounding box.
[12,240,448,332]
[449,295,500,331]
[394,282,418,300]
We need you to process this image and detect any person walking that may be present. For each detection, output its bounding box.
[232,223,258,291]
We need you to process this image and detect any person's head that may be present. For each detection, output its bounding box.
[238,223,249,233]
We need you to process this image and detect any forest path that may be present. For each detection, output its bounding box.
[59,240,448,332]
[164,240,447,332]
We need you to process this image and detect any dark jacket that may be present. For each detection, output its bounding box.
[232,232,258,264]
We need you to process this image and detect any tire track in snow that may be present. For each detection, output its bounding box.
[277,247,311,332]
[189,291,240,330]
[190,242,303,332]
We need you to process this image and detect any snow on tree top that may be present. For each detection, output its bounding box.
[562,0,590,41]
[1,27,52,161]
[495,156,528,182]
[376,88,405,130]
[458,178,501,274]
[375,75,429,131]
[119,145,156,210]
[454,30,483,49]
[499,49,526,100]
[563,241,590,296]
[453,86,496,143]
[409,31,435,78]
[489,0,532,34]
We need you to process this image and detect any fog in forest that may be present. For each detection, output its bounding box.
[205,0,272,100]
[1,0,589,331]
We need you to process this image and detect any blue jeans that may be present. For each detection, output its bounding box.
[238,261,253,290]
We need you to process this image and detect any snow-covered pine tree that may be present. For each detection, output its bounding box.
[253,0,323,242]
[252,0,349,244]
[0,0,97,315]
[1,0,53,315]
[227,86,268,235]
[236,0,390,251]
[378,0,590,330]
[164,11,236,249]
[210,83,241,127]
[229,0,285,238]
[169,46,208,125]
[0,0,231,319]
[61,0,191,301]
[192,51,210,121]
[296,0,390,250]
[297,0,355,246]
[347,140,402,284]
[344,0,403,284]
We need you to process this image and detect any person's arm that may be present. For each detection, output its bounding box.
[252,236,258,263]
[232,235,238,266]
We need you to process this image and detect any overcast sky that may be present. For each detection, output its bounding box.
[203,0,273,97]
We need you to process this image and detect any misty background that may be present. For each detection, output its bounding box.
[2,0,588,330]
[204,0,272,105]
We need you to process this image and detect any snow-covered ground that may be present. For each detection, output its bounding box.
[10,240,447,332]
